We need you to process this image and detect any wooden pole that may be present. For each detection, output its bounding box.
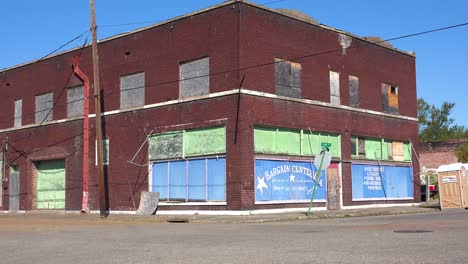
[90,0,106,218]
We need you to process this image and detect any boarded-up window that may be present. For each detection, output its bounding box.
[381,83,399,114]
[392,141,405,161]
[180,57,210,99]
[330,71,340,105]
[365,138,382,160]
[184,127,226,157]
[14,99,22,128]
[120,72,145,109]
[149,131,184,160]
[254,126,341,158]
[148,126,226,160]
[67,85,84,117]
[349,76,359,107]
[275,58,302,98]
[404,142,412,161]
[35,92,53,123]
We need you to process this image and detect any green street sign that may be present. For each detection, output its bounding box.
[321,142,332,148]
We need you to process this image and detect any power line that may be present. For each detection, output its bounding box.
[36,30,90,62]
[91,20,468,98]
[8,33,90,144]
[1,21,467,132]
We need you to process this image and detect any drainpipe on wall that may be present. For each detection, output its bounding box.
[71,56,90,213]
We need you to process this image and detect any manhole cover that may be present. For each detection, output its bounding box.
[393,230,434,233]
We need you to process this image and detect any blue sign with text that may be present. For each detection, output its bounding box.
[352,164,413,200]
[255,159,326,202]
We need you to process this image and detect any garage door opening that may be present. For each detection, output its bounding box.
[34,159,66,210]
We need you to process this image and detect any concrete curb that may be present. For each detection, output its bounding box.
[185,206,441,224]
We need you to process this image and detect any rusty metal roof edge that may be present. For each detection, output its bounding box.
[1,0,414,74]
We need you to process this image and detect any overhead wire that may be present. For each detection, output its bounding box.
[0,21,467,132]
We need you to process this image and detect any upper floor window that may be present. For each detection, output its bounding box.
[179,57,209,99]
[381,83,399,114]
[349,75,359,108]
[275,58,301,98]
[329,71,340,105]
[14,98,22,128]
[35,92,53,123]
[120,72,145,109]
[67,85,84,117]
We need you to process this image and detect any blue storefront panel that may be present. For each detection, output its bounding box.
[255,159,326,202]
[352,164,413,201]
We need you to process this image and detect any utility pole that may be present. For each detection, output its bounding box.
[90,0,106,218]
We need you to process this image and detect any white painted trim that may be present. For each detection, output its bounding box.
[158,202,227,206]
[255,199,326,204]
[342,203,420,210]
[0,88,417,134]
[352,197,414,202]
[240,89,418,121]
[0,210,27,214]
[156,207,326,216]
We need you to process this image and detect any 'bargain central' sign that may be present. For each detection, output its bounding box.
[255,159,327,202]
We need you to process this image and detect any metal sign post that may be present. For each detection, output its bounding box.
[307,143,332,216]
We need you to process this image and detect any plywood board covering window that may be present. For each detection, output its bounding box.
[392,141,405,161]
[330,71,340,105]
[67,85,84,117]
[179,57,210,99]
[120,72,145,109]
[349,76,359,107]
[275,58,302,98]
[14,99,22,128]
[35,92,53,123]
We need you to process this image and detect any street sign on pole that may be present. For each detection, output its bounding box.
[307,143,332,216]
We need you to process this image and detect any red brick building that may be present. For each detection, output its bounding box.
[0,1,419,213]
[419,139,468,173]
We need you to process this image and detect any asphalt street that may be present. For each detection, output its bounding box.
[1,210,467,264]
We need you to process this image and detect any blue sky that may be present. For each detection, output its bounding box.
[1,0,467,127]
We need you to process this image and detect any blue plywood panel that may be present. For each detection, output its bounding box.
[169,160,187,201]
[255,159,326,202]
[152,162,168,199]
[188,159,206,201]
[207,158,226,201]
[352,164,413,200]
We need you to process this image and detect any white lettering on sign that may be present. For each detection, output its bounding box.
[442,176,457,183]
[264,165,316,180]
[363,166,383,191]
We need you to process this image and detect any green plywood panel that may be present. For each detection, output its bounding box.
[382,140,393,160]
[254,127,277,153]
[36,159,65,210]
[313,133,341,158]
[276,128,301,155]
[302,131,319,155]
[365,139,382,160]
[149,131,183,160]
[185,127,226,157]
[404,142,412,161]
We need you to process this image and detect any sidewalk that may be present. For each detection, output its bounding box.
[0,204,441,227]
[179,204,441,224]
